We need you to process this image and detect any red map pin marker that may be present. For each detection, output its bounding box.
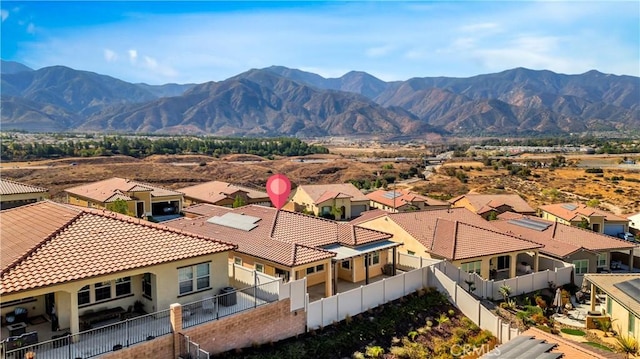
[266,174,291,210]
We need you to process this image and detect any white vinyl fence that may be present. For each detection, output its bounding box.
[437,261,573,300]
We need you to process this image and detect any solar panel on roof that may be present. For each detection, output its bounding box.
[508,218,552,231]
[614,278,640,303]
[382,191,401,199]
[561,204,578,211]
[207,212,261,231]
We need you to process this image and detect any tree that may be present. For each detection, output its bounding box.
[586,199,600,208]
[107,199,133,216]
[232,195,246,208]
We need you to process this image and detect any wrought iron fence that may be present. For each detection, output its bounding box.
[1,309,171,359]
[182,279,280,329]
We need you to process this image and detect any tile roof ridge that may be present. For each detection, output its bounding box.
[270,209,281,238]
[459,220,543,247]
[451,220,459,259]
[2,210,86,276]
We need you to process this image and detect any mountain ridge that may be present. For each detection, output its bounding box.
[1,61,638,137]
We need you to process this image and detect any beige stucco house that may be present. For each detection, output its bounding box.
[366,189,449,213]
[65,177,184,220]
[449,193,535,220]
[538,203,630,237]
[492,213,637,284]
[353,208,542,280]
[166,204,399,298]
[583,274,640,340]
[1,201,236,335]
[285,183,369,220]
[178,181,271,207]
[0,178,49,210]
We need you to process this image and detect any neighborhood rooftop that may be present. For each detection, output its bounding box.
[0,178,48,195]
[178,180,269,203]
[366,188,448,209]
[64,177,182,203]
[0,201,236,295]
[295,183,369,204]
[450,193,536,214]
[538,202,629,222]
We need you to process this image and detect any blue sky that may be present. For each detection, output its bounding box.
[2,1,638,85]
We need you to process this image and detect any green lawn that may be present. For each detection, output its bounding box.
[584,342,613,352]
[560,328,586,336]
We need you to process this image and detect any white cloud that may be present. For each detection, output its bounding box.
[103,49,118,62]
[1,9,8,22]
[459,22,500,33]
[128,49,137,64]
[142,55,178,77]
[26,22,35,34]
[366,44,395,58]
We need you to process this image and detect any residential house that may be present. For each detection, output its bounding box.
[366,188,449,213]
[352,208,542,280]
[628,212,640,235]
[492,213,637,284]
[65,177,184,220]
[1,201,236,335]
[583,274,640,341]
[178,181,271,208]
[449,193,536,220]
[538,203,629,236]
[165,204,399,297]
[285,183,369,220]
[0,178,49,210]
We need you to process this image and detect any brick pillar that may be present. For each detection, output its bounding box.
[170,303,183,359]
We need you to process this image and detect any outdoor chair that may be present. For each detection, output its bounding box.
[202,296,215,313]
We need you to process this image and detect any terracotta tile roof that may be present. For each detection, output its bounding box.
[65,177,182,203]
[349,209,388,225]
[178,181,269,204]
[430,219,542,261]
[518,327,625,359]
[539,203,628,222]
[492,215,636,258]
[1,201,236,295]
[366,189,448,209]
[296,183,369,204]
[0,178,48,195]
[167,204,391,267]
[584,274,640,318]
[450,194,535,214]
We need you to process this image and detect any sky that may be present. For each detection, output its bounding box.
[1,1,638,85]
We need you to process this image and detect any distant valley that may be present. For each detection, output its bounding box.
[1,60,638,138]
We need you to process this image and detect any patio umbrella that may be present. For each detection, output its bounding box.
[553,287,562,313]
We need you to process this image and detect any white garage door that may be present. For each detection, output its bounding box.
[604,224,625,236]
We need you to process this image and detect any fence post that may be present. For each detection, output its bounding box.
[126,318,130,348]
[170,303,184,359]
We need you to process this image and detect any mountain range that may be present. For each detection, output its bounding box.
[1,60,638,137]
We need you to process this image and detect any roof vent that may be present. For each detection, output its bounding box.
[207,212,261,231]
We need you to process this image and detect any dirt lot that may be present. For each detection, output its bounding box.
[2,152,639,214]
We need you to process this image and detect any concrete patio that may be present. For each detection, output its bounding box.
[552,296,605,328]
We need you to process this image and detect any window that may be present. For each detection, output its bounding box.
[275,268,290,282]
[573,259,589,275]
[607,297,612,315]
[341,260,351,270]
[597,253,607,268]
[461,260,482,274]
[497,256,510,271]
[178,262,211,295]
[321,206,331,215]
[142,273,152,299]
[78,285,90,305]
[367,252,380,266]
[95,281,111,301]
[234,257,242,265]
[629,312,636,334]
[115,277,131,296]
[255,263,264,273]
[306,266,315,275]
[407,250,416,256]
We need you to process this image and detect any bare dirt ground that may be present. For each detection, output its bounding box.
[2,150,639,214]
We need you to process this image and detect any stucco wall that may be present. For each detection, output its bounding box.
[608,295,640,340]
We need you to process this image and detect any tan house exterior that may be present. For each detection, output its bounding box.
[1,201,236,335]
[178,181,271,207]
[65,177,184,219]
[449,193,535,220]
[0,178,49,210]
[285,183,369,220]
[538,203,630,237]
[366,189,449,213]
[583,274,640,340]
[166,204,398,298]
[352,208,542,280]
[492,213,637,284]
